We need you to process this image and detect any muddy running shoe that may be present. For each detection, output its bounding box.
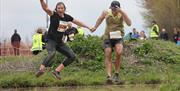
[113,73,125,85]
[52,71,61,80]
[113,73,119,82]
[36,70,45,78]
[106,76,113,84]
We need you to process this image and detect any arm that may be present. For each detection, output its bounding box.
[40,0,53,16]
[118,9,132,26]
[72,19,91,31]
[93,11,107,31]
[19,35,21,41]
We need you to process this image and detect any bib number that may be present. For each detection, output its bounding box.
[57,21,68,32]
[109,31,122,39]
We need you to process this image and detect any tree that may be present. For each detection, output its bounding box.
[140,0,180,40]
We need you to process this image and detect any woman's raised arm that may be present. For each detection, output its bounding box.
[40,0,53,16]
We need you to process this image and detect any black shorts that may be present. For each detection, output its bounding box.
[103,39,123,49]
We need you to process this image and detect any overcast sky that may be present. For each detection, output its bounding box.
[0,0,145,42]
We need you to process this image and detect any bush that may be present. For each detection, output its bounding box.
[134,40,180,64]
[134,42,153,57]
[51,35,104,68]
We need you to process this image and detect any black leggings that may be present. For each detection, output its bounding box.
[42,39,76,67]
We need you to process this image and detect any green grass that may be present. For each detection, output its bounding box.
[0,69,105,88]
[0,56,31,63]
[0,36,180,89]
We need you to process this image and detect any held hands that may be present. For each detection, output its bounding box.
[87,26,96,33]
[90,27,96,33]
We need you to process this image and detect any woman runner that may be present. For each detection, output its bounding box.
[36,0,93,80]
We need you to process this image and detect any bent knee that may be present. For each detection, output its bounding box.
[69,53,76,60]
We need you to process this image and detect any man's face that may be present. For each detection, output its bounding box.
[111,7,116,11]
[133,29,136,33]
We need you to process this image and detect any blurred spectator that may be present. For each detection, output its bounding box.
[159,28,169,41]
[11,29,21,56]
[124,32,132,41]
[131,28,140,39]
[176,27,180,46]
[150,21,159,39]
[139,31,147,40]
[31,28,44,55]
[173,27,179,44]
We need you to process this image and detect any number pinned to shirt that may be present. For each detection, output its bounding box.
[57,21,68,32]
[109,31,122,39]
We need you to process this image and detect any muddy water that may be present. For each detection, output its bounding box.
[0,85,160,91]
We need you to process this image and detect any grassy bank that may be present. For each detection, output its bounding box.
[0,36,180,91]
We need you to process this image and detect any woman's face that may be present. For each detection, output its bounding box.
[56,4,65,13]
[140,31,144,36]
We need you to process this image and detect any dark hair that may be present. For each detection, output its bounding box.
[37,28,43,34]
[141,31,145,33]
[110,1,120,8]
[14,29,17,33]
[152,21,156,24]
[55,2,66,11]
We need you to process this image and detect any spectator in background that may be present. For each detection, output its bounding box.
[131,28,139,39]
[11,29,21,56]
[137,31,140,37]
[173,27,179,44]
[31,28,44,55]
[176,27,180,46]
[129,32,132,39]
[150,21,159,39]
[159,28,169,41]
[123,32,132,41]
[139,31,147,40]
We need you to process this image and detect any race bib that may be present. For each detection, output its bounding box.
[109,31,122,39]
[57,21,68,32]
